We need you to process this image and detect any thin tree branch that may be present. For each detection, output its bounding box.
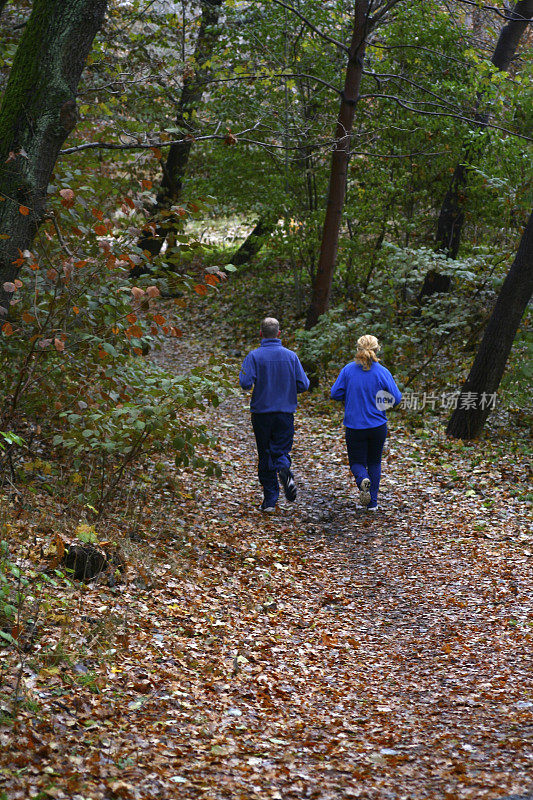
[267,0,349,53]
[369,0,405,29]
[358,93,533,139]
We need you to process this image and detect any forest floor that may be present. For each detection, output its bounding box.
[1,303,532,800]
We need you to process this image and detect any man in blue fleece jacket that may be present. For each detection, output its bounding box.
[239,317,310,513]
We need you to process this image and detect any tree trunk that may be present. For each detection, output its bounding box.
[446,209,533,439]
[135,0,223,266]
[420,0,533,299]
[231,215,277,267]
[0,0,107,314]
[305,0,369,330]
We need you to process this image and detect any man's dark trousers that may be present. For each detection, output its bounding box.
[251,412,294,506]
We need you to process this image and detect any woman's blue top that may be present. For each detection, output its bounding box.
[330,361,402,429]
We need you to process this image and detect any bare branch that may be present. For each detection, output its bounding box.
[267,0,349,53]
[358,93,533,140]
[369,0,406,29]
[454,0,533,21]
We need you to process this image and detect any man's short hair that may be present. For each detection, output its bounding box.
[260,317,280,338]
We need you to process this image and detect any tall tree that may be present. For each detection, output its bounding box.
[419,0,533,298]
[446,209,532,439]
[305,0,370,330]
[0,0,108,314]
[136,0,223,264]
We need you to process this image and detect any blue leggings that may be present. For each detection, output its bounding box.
[345,424,387,505]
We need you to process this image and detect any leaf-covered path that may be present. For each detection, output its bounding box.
[2,320,531,800]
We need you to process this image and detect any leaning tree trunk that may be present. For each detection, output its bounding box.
[419,0,533,299]
[305,0,370,330]
[0,0,107,314]
[231,215,277,267]
[135,0,223,268]
[446,209,533,439]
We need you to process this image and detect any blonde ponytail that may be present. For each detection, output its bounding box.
[355,334,380,371]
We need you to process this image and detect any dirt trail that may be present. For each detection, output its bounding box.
[4,325,530,800]
[145,326,532,799]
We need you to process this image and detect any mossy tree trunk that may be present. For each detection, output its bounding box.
[446,209,533,439]
[305,0,370,330]
[419,0,533,300]
[0,0,108,314]
[134,0,223,269]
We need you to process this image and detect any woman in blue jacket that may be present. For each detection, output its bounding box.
[330,335,402,511]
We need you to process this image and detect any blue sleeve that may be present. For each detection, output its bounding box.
[295,357,310,393]
[330,368,346,401]
[239,352,256,390]
[384,369,402,406]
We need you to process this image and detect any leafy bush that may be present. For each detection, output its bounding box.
[297,244,497,391]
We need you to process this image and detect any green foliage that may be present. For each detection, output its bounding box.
[297,244,498,390]
[0,163,227,505]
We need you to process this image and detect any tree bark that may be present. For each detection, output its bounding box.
[135,0,223,265]
[420,0,533,299]
[446,209,533,439]
[231,215,277,267]
[0,0,107,314]
[305,0,370,330]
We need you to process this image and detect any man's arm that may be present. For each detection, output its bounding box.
[239,353,256,390]
[330,368,346,401]
[295,357,310,393]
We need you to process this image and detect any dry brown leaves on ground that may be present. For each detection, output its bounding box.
[0,324,531,800]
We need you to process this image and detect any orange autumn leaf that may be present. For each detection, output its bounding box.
[124,196,135,209]
[141,179,152,189]
[18,205,30,216]
[153,314,166,325]
[93,224,107,236]
[170,326,183,338]
[22,311,36,323]
[91,208,104,220]
[150,147,162,159]
[74,260,88,269]
[59,188,75,208]
[194,284,208,296]
[72,306,80,315]
[127,324,143,338]
[205,274,219,286]
[126,313,137,324]
[2,322,13,335]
